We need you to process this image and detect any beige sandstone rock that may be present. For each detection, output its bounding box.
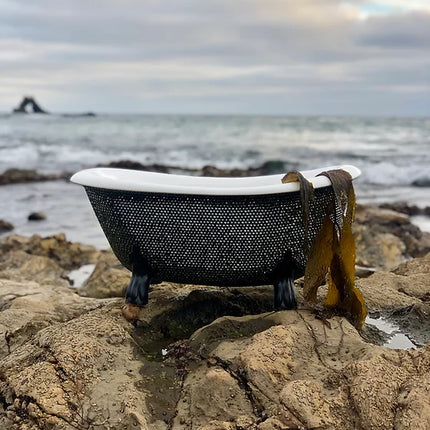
[0,278,429,430]
[0,225,428,429]
[0,278,108,359]
[179,311,430,430]
[0,250,67,285]
[0,233,100,270]
[0,305,149,430]
[357,253,430,308]
[354,204,430,270]
[79,250,130,298]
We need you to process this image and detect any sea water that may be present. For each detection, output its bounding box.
[0,114,429,248]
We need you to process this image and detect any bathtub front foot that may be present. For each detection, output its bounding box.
[126,271,150,306]
[273,259,297,310]
[125,247,152,307]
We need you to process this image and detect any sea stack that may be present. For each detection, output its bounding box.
[13,96,49,114]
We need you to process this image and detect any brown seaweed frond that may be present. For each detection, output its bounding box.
[283,169,367,330]
[282,171,315,256]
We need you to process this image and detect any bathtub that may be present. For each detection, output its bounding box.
[71,165,361,310]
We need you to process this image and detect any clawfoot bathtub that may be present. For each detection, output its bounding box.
[71,165,361,311]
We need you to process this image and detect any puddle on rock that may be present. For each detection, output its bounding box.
[131,332,189,426]
[365,316,416,349]
[68,264,95,288]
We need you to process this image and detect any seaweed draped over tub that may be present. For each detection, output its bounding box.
[282,169,367,330]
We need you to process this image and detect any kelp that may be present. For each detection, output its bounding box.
[282,171,315,256]
[283,169,367,330]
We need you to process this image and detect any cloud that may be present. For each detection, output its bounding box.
[0,0,429,114]
[355,11,430,48]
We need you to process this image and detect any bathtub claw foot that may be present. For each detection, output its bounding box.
[274,275,297,310]
[126,272,150,306]
[125,247,152,307]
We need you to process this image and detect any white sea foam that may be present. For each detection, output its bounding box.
[360,161,430,186]
[0,143,40,170]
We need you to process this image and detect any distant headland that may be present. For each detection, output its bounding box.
[12,96,96,117]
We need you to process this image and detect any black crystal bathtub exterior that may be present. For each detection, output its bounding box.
[83,184,335,308]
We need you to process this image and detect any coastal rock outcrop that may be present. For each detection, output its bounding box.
[0,224,429,429]
[99,160,287,177]
[12,96,48,114]
[0,293,428,429]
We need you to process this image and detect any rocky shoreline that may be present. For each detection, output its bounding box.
[0,162,288,188]
[0,202,429,429]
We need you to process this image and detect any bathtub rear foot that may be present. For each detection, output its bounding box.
[273,259,297,310]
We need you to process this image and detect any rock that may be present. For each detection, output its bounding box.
[0,250,66,285]
[79,250,130,298]
[175,365,254,428]
[0,233,429,429]
[177,311,430,430]
[412,177,430,187]
[379,202,422,216]
[0,278,109,360]
[99,160,170,173]
[354,204,430,270]
[62,112,96,117]
[97,159,287,178]
[1,285,429,430]
[0,232,429,429]
[0,234,100,271]
[12,96,48,114]
[0,303,148,429]
[357,253,430,346]
[28,212,46,221]
[357,253,430,310]
[0,220,13,233]
[0,168,65,186]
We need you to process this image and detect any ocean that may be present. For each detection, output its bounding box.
[1,114,429,249]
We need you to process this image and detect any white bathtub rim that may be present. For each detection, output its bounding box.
[70,164,361,196]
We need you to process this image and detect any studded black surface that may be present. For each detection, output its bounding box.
[84,186,334,286]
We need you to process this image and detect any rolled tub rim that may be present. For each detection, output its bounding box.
[70,164,361,196]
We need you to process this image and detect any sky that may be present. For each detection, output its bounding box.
[0,0,429,115]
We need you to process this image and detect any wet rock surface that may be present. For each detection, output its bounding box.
[0,169,68,186]
[0,220,14,234]
[27,212,47,221]
[0,210,429,429]
[357,253,430,347]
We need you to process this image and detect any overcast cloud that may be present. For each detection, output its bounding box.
[0,0,429,115]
